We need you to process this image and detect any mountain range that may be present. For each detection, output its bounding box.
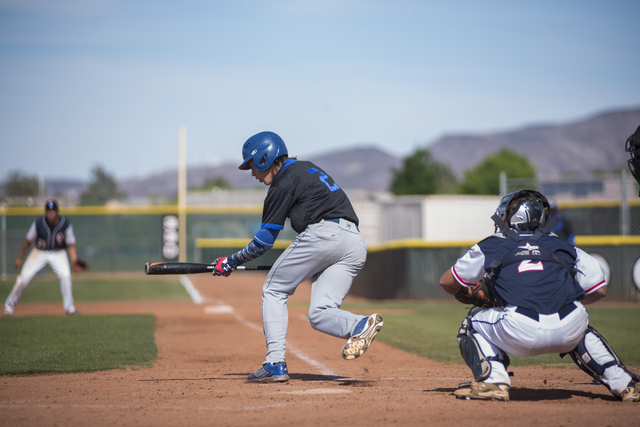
[3,106,639,200]
[118,105,640,197]
[429,107,640,180]
[117,146,402,198]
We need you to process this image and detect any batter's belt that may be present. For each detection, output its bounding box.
[325,218,359,232]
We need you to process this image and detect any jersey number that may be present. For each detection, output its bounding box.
[307,168,340,192]
[517,260,544,273]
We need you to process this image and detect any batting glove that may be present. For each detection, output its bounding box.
[212,256,238,277]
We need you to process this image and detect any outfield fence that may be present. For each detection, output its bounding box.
[1,203,639,301]
[0,206,294,278]
[351,237,640,302]
[507,172,640,236]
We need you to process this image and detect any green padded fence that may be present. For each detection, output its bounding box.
[350,238,640,302]
[2,205,639,301]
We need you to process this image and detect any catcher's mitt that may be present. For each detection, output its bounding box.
[454,275,496,308]
[73,258,90,273]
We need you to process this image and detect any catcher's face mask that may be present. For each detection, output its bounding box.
[496,189,550,231]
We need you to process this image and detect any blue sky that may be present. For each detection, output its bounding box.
[1,0,639,181]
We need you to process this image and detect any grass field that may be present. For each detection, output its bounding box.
[0,315,156,375]
[0,274,192,303]
[0,274,183,376]
[1,275,639,376]
[341,300,640,368]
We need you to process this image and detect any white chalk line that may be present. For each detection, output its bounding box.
[176,279,339,379]
[204,305,234,314]
[204,297,339,379]
[286,342,337,378]
[179,276,204,304]
[182,282,338,380]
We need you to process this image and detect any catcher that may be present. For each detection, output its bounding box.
[439,189,639,402]
[625,125,640,195]
[4,200,89,317]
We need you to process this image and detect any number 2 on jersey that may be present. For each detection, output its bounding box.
[307,168,340,191]
[518,260,544,273]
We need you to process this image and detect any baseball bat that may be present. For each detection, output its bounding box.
[144,262,271,275]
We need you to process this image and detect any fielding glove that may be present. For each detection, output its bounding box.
[72,258,90,273]
[212,256,238,277]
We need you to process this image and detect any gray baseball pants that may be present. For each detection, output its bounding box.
[261,219,368,364]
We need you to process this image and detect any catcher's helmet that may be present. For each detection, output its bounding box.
[238,131,288,172]
[496,189,550,231]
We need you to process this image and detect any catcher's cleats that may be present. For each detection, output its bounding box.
[454,381,510,401]
[620,381,640,402]
[247,362,289,383]
[342,314,384,360]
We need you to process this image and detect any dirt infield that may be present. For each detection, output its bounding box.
[1,273,638,426]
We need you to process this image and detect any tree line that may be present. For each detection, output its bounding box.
[390,147,535,195]
[1,166,123,206]
[2,148,536,206]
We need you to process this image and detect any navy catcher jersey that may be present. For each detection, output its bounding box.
[477,233,585,313]
[26,217,76,250]
[262,159,359,234]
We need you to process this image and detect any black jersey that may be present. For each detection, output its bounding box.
[262,159,359,234]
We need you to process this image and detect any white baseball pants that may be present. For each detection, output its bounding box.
[5,248,76,315]
[470,304,634,394]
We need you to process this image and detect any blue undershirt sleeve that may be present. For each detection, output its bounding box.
[227,228,280,266]
[254,228,279,247]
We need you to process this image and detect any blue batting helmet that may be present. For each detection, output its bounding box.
[238,131,288,172]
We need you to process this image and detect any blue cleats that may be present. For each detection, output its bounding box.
[342,313,384,360]
[247,362,290,383]
[352,316,369,336]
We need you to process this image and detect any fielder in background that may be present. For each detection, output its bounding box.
[211,131,383,383]
[548,200,575,245]
[439,189,639,402]
[4,200,86,317]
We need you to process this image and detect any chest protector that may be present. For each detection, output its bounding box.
[489,214,578,278]
[485,214,584,311]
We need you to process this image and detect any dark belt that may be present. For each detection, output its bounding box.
[325,218,359,231]
[515,302,577,322]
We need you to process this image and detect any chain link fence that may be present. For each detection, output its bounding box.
[506,171,640,236]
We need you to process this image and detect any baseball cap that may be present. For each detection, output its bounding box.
[45,200,59,211]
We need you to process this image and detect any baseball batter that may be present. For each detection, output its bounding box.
[211,131,383,382]
[440,189,639,402]
[4,200,81,316]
